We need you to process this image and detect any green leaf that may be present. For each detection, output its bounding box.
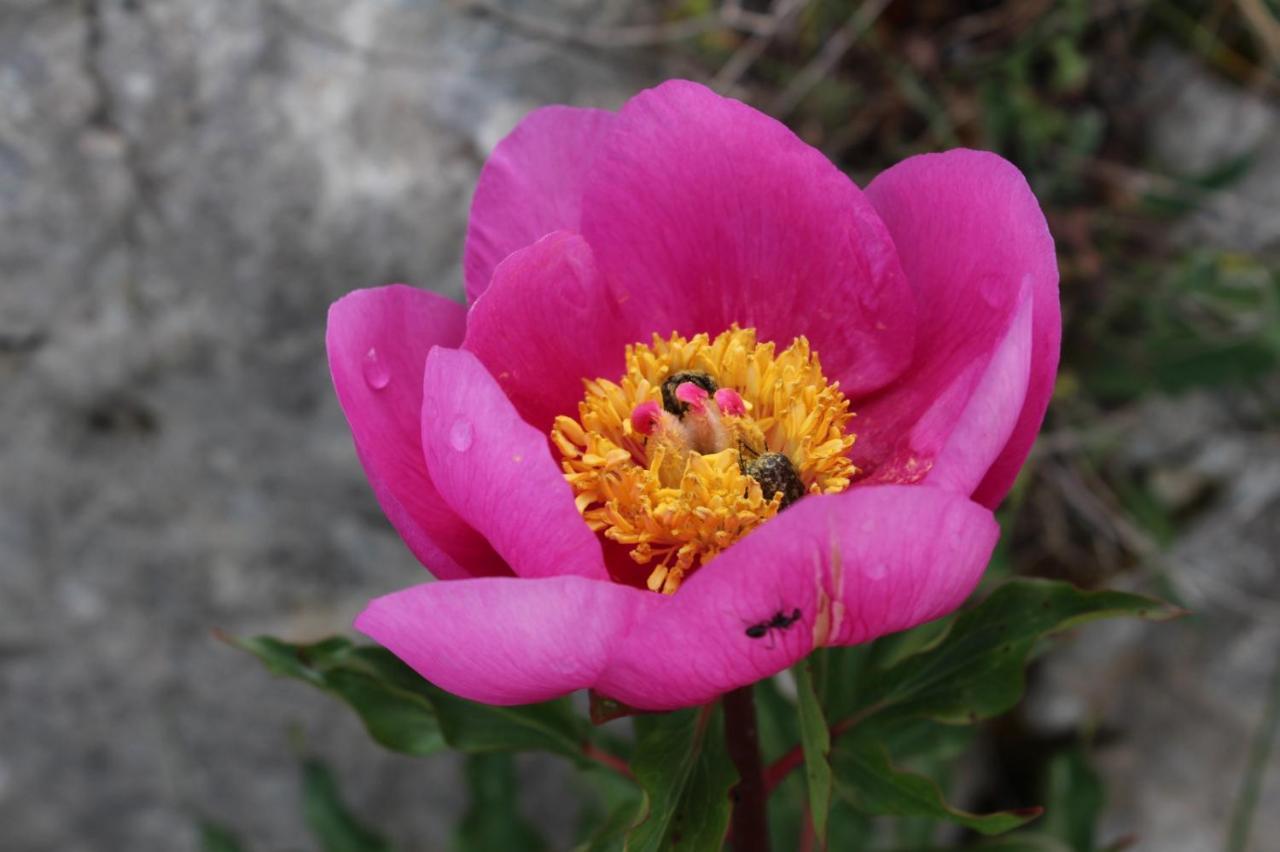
[335,646,585,759]
[199,822,248,852]
[626,706,737,851]
[825,797,873,851]
[754,678,805,852]
[853,578,1180,724]
[878,718,975,849]
[324,667,447,757]
[231,636,444,757]
[792,660,833,843]
[868,716,975,767]
[833,740,1041,835]
[573,767,644,852]
[229,635,588,762]
[967,834,1076,852]
[301,758,395,852]
[455,753,547,852]
[431,690,584,759]
[1040,747,1105,852]
[812,645,872,721]
[868,614,955,672]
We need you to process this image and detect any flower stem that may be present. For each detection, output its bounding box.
[582,741,634,780]
[764,700,888,793]
[723,685,771,852]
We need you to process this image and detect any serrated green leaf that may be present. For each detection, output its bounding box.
[626,706,737,852]
[230,635,587,762]
[455,753,547,852]
[301,758,395,852]
[199,822,248,852]
[834,740,1041,835]
[792,660,833,844]
[854,578,1179,724]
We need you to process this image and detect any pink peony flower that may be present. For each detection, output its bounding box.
[327,81,1059,711]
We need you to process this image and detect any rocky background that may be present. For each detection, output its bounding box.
[1,2,1277,851]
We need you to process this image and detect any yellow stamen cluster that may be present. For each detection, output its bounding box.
[551,327,856,595]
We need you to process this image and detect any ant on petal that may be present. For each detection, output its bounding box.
[744,607,803,649]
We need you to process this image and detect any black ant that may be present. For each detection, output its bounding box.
[744,607,803,643]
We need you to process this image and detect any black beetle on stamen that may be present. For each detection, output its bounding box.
[742,452,805,509]
[660,370,718,416]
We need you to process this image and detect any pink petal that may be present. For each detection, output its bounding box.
[464,106,614,303]
[595,485,998,710]
[326,286,506,580]
[579,80,915,397]
[855,150,1059,501]
[971,288,1061,505]
[463,231,633,432]
[356,576,647,705]
[420,347,608,580]
[925,281,1033,495]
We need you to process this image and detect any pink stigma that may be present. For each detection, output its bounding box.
[714,388,746,417]
[675,382,709,414]
[630,400,662,435]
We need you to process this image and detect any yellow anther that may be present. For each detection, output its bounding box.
[551,327,856,594]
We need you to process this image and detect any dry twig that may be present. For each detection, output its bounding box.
[769,0,892,118]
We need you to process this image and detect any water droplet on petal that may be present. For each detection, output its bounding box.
[865,562,888,581]
[362,347,390,390]
[449,418,473,452]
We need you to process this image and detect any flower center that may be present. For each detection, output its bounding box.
[551,327,856,595]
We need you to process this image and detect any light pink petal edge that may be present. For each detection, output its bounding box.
[356,575,647,705]
[926,280,1034,496]
[420,346,607,581]
[856,149,1059,503]
[326,286,506,580]
[464,106,615,303]
[463,231,634,432]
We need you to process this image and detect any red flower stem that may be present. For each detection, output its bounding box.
[582,741,634,780]
[763,701,887,794]
[763,745,805,795]
[798,800,816,852]
[724,685,771,852]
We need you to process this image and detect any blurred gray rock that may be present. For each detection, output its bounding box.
[1027,391,1280,851]
[0,1,650,849]
[1015,49,1280,852]
[1140,43,1280,252]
